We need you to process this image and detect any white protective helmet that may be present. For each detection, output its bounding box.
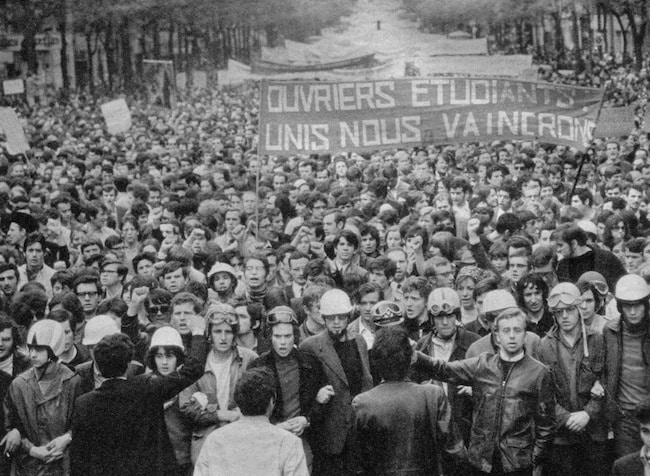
[207,262,238,288]
[150,326,184,351]
[615,274,650,303]
[482,289,518,315]
[82,314,120,346]
[427,287,461,316]
[27,319,65,357]
[320,289,353,316]
[548,282,582,309]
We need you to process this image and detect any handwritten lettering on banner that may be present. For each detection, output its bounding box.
[259,78,603,154]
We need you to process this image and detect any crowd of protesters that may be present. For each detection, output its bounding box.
[0,64,650,475]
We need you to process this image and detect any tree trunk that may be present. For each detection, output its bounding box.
[59,19,69,91]
[571,4,581,56]
[153,21,161,58]
[86,33,94,94]
[552,11,564,57]
[120,19,133,88]
[168,22,175,60]
[613,13,628,58]
[623,5,647,69]
[105,22,115,90]
[602,6,609,52]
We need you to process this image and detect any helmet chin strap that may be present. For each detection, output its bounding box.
[622,315,648,334]
[433,326,457,341]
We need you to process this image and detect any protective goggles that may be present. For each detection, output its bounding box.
[208,312,239,326]
[428,303,459,317]
[588,280,609,297]
[548,292,581,308]
[267,309,299,326]
[372,302,403,326]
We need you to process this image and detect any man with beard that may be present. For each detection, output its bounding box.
[0,263,19,302]
[555,223,626,291]
[17,232,55,298]
[299,289,373,476]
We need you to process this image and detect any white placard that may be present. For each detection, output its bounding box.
[3,79,24,95]
[100,99,132,135]
[0,108,29,155]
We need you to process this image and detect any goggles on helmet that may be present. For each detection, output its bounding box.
[372,301,402,325]
[588,280,609,297]
[267,309,299,326]
[208,312,238,327]
[548,292,581,309]
[429,302,458,317]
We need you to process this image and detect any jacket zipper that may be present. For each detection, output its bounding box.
[492,360,516,470]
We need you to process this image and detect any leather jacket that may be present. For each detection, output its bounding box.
[413,351,555,473]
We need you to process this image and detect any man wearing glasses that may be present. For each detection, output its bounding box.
[250,306,328,473]
[74,272,102,323]
[99,259,127,299]
[299,289,373,476]
[537,283,608,476]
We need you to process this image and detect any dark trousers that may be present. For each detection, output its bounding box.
[312,437,354,476]
[313,451,354,476]
[546,439,611,476]
[613,409,642,458]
